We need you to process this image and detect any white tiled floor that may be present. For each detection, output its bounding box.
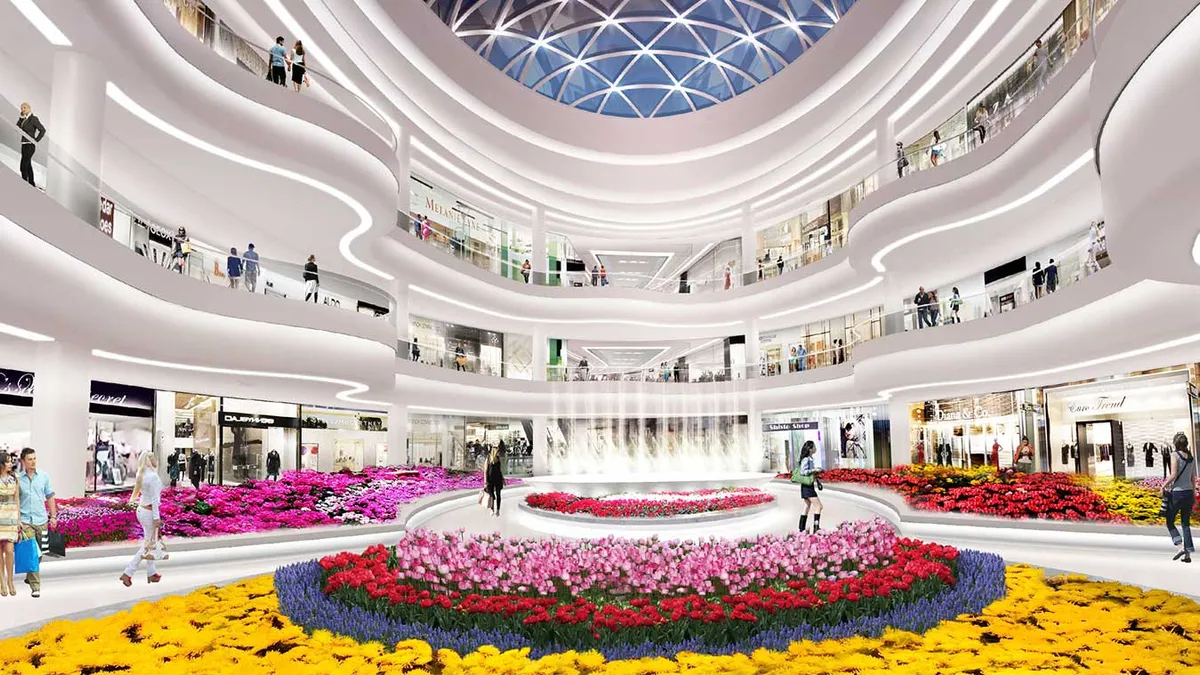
[2,485,1196,637]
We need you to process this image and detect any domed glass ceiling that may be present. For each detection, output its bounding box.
[427,0,857,118]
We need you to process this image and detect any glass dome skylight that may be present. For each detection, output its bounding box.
[427,0,857,118]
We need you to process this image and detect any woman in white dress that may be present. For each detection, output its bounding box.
[120,452,164,586]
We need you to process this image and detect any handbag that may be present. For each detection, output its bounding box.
[46,531,66,558]
[14,537,39,575]
[790,468,815,486]
[141,537,169,562]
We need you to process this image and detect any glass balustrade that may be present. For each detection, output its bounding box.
[2,91,392,319]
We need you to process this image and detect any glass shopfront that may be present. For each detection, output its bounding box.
[299,406,388,472]
[909,391,1038,469]
[678,238,741,293]
[0,368,33,461]
[410,315,506,376]
[219,398,300,484]
[764,405,889,473]
[759,308,882,376]
[1044,370,1192,479]
[86,382,156,494]
[409,174,531,281]
[409,414,532,476]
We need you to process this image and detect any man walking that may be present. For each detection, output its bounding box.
[17,448,56,598]
[16,102,46,187]
[270,37,288,85]
[913,287,931,329]
[243,243,260,293]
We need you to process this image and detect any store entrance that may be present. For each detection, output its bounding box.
[1074,420,1125,478]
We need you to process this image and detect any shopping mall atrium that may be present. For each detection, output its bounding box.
[0,0,1195,671]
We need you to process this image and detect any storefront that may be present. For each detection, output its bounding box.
[758,308,881,376]
[756,201,832,278]
[410,316,506,376]
[764,404,889,472]
[409,174,531,281]
[218,398,300,484]
[0,368,33,461]
[87,381,156,493]
[908,392,1040,469]
[1044,370,1192,479]
[409,414,532,475]
[299,406,388,472]
[677,238,740,293]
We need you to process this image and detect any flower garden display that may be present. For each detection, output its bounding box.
[524,487,775,519]
[56,467,512,548]
[4,564,1198,673]
[284,521,1004,654]
[799,465,1167,523]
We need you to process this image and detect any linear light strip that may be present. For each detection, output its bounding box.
[870,151,1094,272]
[93,349,390,408]
[408,284,745,329]
[105,83,393,281]
[10,0,71,46]
[0,321,54,342]
[758,276,883,321]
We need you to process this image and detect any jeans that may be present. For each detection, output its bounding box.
[20,143,36,186]
[1167,490,1195,553]
[123,508,159,578]
[19,522,46,591]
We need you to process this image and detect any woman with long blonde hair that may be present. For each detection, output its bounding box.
[120,452,164,586]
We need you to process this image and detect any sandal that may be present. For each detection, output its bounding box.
[1,587,7,597]
[147,574,162,584]
[119,574,132,587]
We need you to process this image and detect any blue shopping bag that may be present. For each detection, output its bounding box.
[14,537,39,575]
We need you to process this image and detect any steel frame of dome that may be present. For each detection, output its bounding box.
[427,0,857,118]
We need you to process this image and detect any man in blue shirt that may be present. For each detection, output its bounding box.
[269,36,288,86]
[17,448,56,598]
[243,243,260,293]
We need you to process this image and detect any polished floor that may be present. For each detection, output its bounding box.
[3,485,1196,638]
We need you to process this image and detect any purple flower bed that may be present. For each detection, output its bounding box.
[274,547,1006,659]
[57,466,515,548]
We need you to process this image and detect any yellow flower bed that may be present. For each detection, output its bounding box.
[1088,478,1165,524]
[3,566,1198,675]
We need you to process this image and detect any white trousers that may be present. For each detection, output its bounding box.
[124,508,159,578]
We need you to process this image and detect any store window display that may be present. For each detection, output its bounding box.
[86,382,155,494]
[409,414,532,475]
[765,406,888,472]
[219,399,299,484]
[409,316,505,376]
[909,393,1028,468]
[1045,370,1192,479]
[299,407,388,472]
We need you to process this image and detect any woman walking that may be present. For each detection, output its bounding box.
[485,446,504,517]
[121,452,164,586]
[1164,432,1196,563]
[0,452,18,597]
[290,40,308,92]
[794,440,823,533]
[303,255,319,303]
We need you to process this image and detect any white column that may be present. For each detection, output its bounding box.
[531,206,547,285]
[746,319,760,379]
[386,404,409,466]
[390,280,410,341]
[888,397,912,468]
[883,278,906,336]
[30,343,91,499]
[875,117,897,187]
[395,128,412,215]
[739,205,756,285]
[532,415,548,475]
[47,51,107,228]
[532,326,547,382]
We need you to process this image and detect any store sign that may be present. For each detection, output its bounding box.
[409,179,495,232]
[1066,396,1127,415]
[219,412,300,429]
[98,196,115,237]
[924,392,1017,422]
[89,381,155,413]
[0,368,34,399]
[763,421,820,432]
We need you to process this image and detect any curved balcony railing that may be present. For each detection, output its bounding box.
[400,2,1113,295]
[156,0,398,152]
[2,91,393,320]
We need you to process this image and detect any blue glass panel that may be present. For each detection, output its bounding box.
[690,24,739,54]
[624,87,670,117]
[658,90,694,115]
[537,70,570,99]
[522,46,572,86]
[564,65,615,103]
[688,91,718,110]
[759,26,803,64]
[624,19,671,46]
[575,93,604,112]
[487,35,534,66]
[621,55,673,86]
[654,24,708,55]
[601,94,639,117]
[549,28,598,58]
[680,61,732,100]
[657,53,704,81]
[687,0,748,32]
[588,53,636,83]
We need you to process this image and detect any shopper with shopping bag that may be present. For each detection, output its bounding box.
[0,450,18,597]
[17,448,55,598]
[121,451,166,586]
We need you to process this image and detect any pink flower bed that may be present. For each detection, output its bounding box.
[57,466,513,548]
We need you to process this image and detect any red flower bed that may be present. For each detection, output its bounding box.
[318,536,959,648]
[525,487,774,518]
[813,466,1126,522]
